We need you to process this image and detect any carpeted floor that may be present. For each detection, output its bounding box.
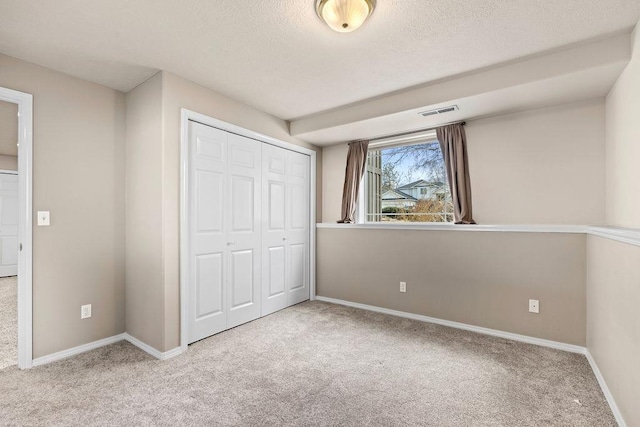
[0,276,17,370]
[0,301,615,426]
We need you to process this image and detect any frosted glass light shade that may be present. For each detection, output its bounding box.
[316,0,376,33]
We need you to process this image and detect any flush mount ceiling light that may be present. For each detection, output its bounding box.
[315,0,376,33]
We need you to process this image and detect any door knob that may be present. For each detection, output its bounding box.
[227,241,235,246]
[282,237,287,241]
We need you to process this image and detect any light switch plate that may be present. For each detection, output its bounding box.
[37,211,50,226]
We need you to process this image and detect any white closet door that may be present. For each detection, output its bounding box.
[286,150,310,306]
[0,173,18,277]
[226,133,261,329]
[188,121,263,343]
[188,121,228,343]
[261,144,288,315]
[262,145,310,315]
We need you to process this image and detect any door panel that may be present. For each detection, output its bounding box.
[225,133,261,329]
[289,243,305,291]
[195,253,224,318]
[268,181,286,230]
[261,144,289,315]
[267,246,286,298]
[230,249,254,308]
[196,170,224,233]
[231,175,254,232]
[287,151,310,306]
[189,122,228,342]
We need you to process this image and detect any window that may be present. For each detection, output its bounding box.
[362,139,453,223]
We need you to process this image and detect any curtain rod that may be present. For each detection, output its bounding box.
[351,120,466,144]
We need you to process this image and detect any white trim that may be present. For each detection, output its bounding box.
[588,226,640,248]
[0,86,34,370]
[0,169,18,175]
[179,109,318,352]
[315,296,586,354]
[124,333,182,361]
[32,334,126,367]
[317,223,640,248]
[317,222,588,234]
[585,350,627,427]
[180,109,189,353]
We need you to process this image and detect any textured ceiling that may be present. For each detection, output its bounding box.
[1,0,639,120]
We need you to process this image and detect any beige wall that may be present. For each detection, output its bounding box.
[125,73,164,350]
[318,228,587,345]
[0,54,126,358]
[467,101,605,225]
[0,154,17,171]
[321,143,349,223]
[321,101,606,225]
[0,101,18,157]
[585,23,640,427]
[586,236,640,426]
[605,27,640,228]
[124,72,322,351]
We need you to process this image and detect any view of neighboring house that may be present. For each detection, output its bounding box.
[396,179,447,201]
[381,180,448,209]
[381,188,416,208]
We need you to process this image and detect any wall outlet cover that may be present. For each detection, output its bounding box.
[400,282,407,293]
[81,304,92,319]
[529,299,540,314]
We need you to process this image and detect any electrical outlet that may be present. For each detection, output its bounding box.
[81,304,92,319]
[529,299,539,314]
[400,282,407,293]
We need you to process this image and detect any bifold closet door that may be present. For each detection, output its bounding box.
[262,144,310,316]
[187,121,261,344]
[286,150,310,306]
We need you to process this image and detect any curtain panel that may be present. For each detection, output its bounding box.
[338,140,369,223]
[437,124,476,224]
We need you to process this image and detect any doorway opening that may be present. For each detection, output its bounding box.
[0,87,33,370]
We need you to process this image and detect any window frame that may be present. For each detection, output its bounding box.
[357,132,453,225]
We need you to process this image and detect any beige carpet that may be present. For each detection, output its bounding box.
[0,301,615,426]
[0,276,17,370]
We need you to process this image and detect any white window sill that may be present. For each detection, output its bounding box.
[316,223,588,233]
[315,223,640,247]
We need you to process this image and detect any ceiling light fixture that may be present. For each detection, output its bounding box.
[315,0,376,33]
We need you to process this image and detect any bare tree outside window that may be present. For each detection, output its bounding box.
[365,141,453,223]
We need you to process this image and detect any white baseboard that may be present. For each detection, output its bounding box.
[316,296,585,354]
[123,333,182,361]
[31,332,183,367]
[585,350,627,427]
[32,333,126,367]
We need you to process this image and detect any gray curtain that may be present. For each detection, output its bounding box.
[437,124,476,224]
[338,140,369,223]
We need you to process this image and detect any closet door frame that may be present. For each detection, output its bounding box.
[179,109,316,353]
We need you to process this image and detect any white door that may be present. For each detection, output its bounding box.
[262,145,310,316]
[261,144,288,315]
[189,122,228,343]
[226,133,261,329]
[187,121,262,344]
[286,150,310,306]
[0,172,18,277]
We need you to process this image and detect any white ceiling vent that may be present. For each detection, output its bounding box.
[419,105,459,117]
